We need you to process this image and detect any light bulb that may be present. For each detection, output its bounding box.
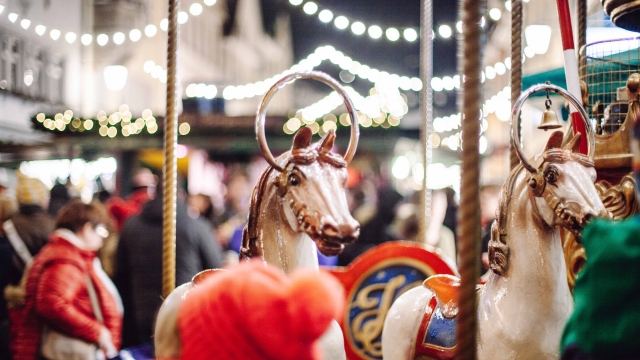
[81,34,92,45]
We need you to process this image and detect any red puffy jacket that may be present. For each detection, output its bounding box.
[13,233,122,360]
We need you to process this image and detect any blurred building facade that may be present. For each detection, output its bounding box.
[0,0,294,150]
[0,0,84,146]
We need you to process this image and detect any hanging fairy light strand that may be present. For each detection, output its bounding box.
[182,44,530,101]
[286,0,522,43]
[0,0,521,47]
[34,106,192,137]
[0,0,217,46]
[285,80,511,153]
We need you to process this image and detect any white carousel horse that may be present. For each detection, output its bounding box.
[154,71,360,359]
[239,126,359,359]
[154,128,359,359]
[382,131,609,360]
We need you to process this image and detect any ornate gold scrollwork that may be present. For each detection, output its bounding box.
[349,275,422,358]
[563,174,638,291]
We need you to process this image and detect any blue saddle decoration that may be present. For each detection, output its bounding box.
[424,304,457,349]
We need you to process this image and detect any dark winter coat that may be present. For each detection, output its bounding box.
[7,205,55,286]
[114,197,223,347]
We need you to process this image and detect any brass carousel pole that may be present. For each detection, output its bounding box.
[162,0,180,298]
[419,0,434,244]
[510,0,523,170]
[456,0,483,358]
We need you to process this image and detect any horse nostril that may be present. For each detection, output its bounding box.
[321,223,340,237]
[583,212,595,224]
[321,222,360,242]
[339,224,359,236]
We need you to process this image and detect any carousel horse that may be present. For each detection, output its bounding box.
[155,128,358,359]
[239,126,360,272]
[381,85,609,360]
[155,71,360,360]
[239,126,359,360]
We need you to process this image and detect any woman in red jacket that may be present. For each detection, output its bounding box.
[14,199,122,360]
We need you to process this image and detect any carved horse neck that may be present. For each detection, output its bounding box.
[256,168,319,274]
[480,166,572,345]
[491,167,569,291]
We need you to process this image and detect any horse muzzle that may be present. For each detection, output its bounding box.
[312,219,360,256]
[566,207,612,242]
[321,222,360,244]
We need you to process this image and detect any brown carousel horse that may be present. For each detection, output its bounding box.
[381,84,609,360]
[154,71,360,360]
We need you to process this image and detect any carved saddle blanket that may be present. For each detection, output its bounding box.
[413,275,460,360]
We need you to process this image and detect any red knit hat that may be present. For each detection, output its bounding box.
[177,261,344,360]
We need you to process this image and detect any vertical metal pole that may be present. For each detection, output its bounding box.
[456,0,483,358]
[163,0,179,298]
[419,0,434,244]
[577,0,587,80]
[556,0,589,155]
[510,0,523,170]
[80,0,94,119]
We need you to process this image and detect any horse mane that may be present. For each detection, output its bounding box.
[488,164,521,276]
[488,147,594,276]
[240,165,274,260]
[240,142,347,260]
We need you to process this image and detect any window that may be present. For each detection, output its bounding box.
[0,31,64,103]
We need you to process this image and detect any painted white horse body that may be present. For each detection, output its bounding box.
[382,132,608,360]
[240,128,360,359]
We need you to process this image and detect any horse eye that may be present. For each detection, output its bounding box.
[288,174,301,186]
[545,169,558,183]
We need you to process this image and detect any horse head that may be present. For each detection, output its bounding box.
[510,84,611,240]
[525,131,610,237]
[242,71,361,262]
[274,126,360,256]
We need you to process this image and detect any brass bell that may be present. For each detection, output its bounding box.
[539,107,562,131]
[538,85,562,131]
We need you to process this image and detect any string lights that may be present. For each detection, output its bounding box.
[428,85,511,153]
[0,0,217,46]
[282,82,408,135]
[286,0,520,43]
[1,0,519,47]
[16,0,521,141]
[35,106,192,137]
[183,44,531,102]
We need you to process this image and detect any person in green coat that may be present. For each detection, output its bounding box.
[561,216,640,359]
[561,80,640,359]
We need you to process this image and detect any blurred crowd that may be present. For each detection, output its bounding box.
[0,163,501,359]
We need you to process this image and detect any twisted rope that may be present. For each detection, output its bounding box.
[510,0,523,170]
[578,0,587,80]
[163,0,180,299]
[456,0,483,358]
[419,0,434,244]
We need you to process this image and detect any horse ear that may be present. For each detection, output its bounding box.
[544,131,564,151]
[292,126,313,150]
[563,132,582,153]
[319,129,336,153]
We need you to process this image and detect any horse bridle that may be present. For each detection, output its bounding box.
[512,84,595,207]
